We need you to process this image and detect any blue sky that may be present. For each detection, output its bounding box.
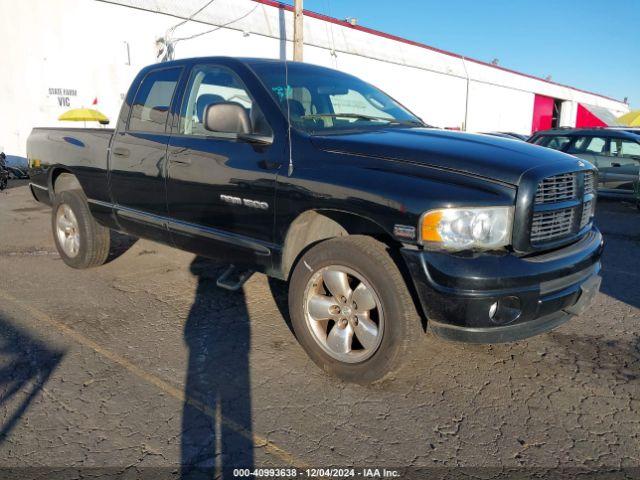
[283,0,640,108]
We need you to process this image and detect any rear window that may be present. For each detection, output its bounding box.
[128,67,182,133]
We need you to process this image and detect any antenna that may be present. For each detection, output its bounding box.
[285,57,294,176]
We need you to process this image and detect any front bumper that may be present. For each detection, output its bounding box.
[401,228,604,344]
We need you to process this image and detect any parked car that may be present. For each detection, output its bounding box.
[603,126,640,136]
[0,153,8,190]
[6,165,29,179]
[27,58,602,383]
[529,128,640,199]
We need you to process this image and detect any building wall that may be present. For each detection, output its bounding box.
[0,0,630,157]
[466,82,535,133]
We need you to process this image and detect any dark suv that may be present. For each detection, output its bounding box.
[529,128,640,199]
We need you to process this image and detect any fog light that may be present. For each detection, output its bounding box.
[489,296,521,325]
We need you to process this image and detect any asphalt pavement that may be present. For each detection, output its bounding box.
[0,183,638,479]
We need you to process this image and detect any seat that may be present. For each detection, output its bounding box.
[284,99,306,119]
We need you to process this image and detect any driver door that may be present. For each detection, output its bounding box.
[165,63,282,268]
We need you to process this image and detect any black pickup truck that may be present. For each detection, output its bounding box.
[27,57,603,383]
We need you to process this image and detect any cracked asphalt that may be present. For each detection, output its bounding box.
[0,183,638,479]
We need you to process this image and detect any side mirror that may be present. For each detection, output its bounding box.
[204,102,251,134]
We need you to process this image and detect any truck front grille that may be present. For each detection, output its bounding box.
[584,171,595,195]
[534,173,577,204]
[529,171,595,246]
[580,200,594,229]
[531,207,575,244]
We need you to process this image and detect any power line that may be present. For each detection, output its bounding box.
[171,3,260,43]
[167,0,217,36]
[158,0,218,61]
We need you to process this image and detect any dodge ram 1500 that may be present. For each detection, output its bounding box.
[27,57,603,383]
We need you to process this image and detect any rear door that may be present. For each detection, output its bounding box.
[109,66,182,242]
[165,63,281,268]
[606,137,640,196]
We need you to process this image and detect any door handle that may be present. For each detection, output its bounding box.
[258,160,282,170]
[112,147,130,158]
[611,162,621,167]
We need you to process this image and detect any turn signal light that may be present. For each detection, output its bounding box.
[420,211,443,242]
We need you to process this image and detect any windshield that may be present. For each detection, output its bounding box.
[250,62,424,134]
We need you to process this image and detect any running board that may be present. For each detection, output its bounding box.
[216,265,253,291]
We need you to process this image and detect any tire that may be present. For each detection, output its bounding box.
[52,190,110,269]
[288,235,421,384]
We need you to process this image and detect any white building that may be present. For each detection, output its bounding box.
[0,0,630,158]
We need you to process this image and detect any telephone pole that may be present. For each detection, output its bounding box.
[293,0,303,61]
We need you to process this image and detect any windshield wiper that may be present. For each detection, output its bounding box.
[300,113,424,127]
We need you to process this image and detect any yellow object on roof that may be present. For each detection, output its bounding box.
[58,108,109,123]
[616,110,640,127]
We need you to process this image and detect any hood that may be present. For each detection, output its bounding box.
[310,128,581,186]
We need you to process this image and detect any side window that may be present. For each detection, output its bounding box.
[584,137,607,155]
[567,136,607,155]
[129,68,181,133]
[545,136,571,151]
[180,65,271,136]
[610,138,640,161]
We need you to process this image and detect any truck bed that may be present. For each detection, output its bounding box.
[27,127,114,204]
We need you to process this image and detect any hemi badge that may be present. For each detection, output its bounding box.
[393,224,416,240]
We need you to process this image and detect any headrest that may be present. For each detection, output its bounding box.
[196,94,225,121]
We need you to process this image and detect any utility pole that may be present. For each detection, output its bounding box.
[293,0,303,61]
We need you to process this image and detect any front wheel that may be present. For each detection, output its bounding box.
[288,235,422,384]
[52,190,111,269]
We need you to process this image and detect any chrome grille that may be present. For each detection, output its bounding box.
[534,173,577,204]
[584,171,595,195]
[528,170,596,246]
[580,200,594,229]
[531,208,575,244]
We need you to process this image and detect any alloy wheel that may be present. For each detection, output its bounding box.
[303,265,385,363]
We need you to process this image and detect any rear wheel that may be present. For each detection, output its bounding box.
[52,190,110,268]
[288,235,421,384]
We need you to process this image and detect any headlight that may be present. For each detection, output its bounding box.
[420,206,514,251]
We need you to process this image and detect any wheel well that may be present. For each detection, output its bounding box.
[281,210,397,280]
[51,169,82,198]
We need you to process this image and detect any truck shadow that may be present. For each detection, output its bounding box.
[595,200,640,310]
[267,277,293,334]
[181,257,254,478]
[0,313,64,443]
[106,230,138,264]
